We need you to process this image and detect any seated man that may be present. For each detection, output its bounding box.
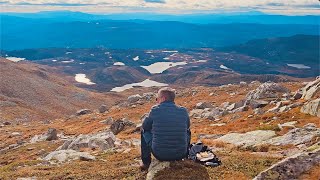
[140,87,191,170]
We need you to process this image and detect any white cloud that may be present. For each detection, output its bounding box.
[1,0,319,14]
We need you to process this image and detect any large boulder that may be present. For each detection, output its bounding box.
[301,77,320,100]
[58,131,116,151]
[44,149,95,163]
[300,98,320,117]
[30,128,58,143]
[195,102,213,109]
[127,94,142,104]
[253,148,320,180]
[110,119,135,135]
[142,92,156,101]
[146,160,210,180]
[98,104,108,113]
[214,130,276,148]
[259,123,320,146]
[249,100,269,109]
[246,82,289,100]
[76,109,92,116]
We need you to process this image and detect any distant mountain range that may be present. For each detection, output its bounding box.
[1,10,319,24]
[1,14,318,50]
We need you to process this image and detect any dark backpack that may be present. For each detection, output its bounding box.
[188,142,222,167]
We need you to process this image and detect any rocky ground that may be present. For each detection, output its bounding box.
[0,78,319,180]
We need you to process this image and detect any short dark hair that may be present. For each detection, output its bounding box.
[158,87,176,102]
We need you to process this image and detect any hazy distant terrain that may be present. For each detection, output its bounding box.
[0,11,319,50]
[1,35,319,91]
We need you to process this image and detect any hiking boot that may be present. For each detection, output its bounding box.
[139,162,150,171]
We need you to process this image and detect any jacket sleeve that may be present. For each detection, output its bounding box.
[142,109,155,131]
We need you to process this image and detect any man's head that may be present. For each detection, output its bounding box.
[156,87,176,103]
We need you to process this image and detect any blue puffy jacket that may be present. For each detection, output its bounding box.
[142,101,190,161]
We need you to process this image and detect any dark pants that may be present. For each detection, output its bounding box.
[141,130,191,166]
[141,131,153,165]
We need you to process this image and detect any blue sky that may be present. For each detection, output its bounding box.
[1,0,319,14]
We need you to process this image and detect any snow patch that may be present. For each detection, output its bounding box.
[220,65,231,70]
[133,56,139,61]
[111,79,167,92]
[287,64,311,69]
[6,57,25,62]
[114,62,125,66]
[61,59,74,63]
[196,60,207,63]
[75,74,95,85]
[141,62,187,74]
[162,50,178,53]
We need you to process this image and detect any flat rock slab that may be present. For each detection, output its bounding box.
[253,148,320,180]
[301,98,320,117]
[215,130,276,147]
[258,124,320,146]
[44,149,95,163]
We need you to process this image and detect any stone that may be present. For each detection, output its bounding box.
[3,121,11,125]
[226,103,236,111]
[79,154,96,161]
[259,124,320,146]
[131,138,141,146]
[248,115,254,118]
[127,94,142,104]
[195,102,213,109]
[190,109,206,118]
[239,81,247,87]
[249,100,269,109]
[300,98,320,117]
[278,106,290,113]
[254,108,265,115]
[45,128,58,141]
[146,160,210,180]
[110,119,135,135]
[210,123,226,127]
[11,132,21,136]
[134,123,142,132]
[76,109,92,116]
[143,92,156,101]
[198,134,224,139]
[9,144,19,149]
[301,77,320,100]
[58,131,116,151]
[98,105,108,113]
[220,102,230,108]
[267,102,282,113]
[232,106,249,113]
[44,149,95,163]
[287,102,303,109]
[30,128,58,143]
[246,82,289,100]
[277,121,297,130]
[253,148,320,180]
[100,117,114,125]
[293,90,303,100]
[215,130,276,148]
[146,160,171,180]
